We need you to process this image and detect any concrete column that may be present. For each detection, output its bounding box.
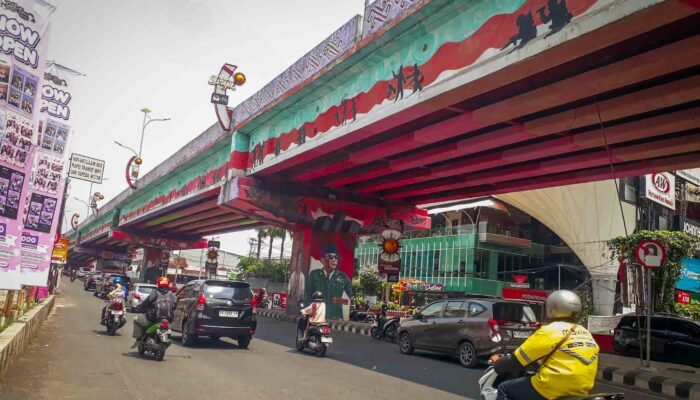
[286,226,357,321]
[591,271,618,316]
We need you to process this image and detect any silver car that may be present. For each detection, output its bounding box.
[126,283,157,312]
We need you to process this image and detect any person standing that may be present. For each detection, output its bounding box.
[305,245,353,320]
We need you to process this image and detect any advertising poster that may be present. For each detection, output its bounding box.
[19,60,82,286]
[0,0,56,289]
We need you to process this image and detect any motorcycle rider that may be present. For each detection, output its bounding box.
[493,290,599,400]
[131,276,177,348]
[300,291,326,340]
[100,283,126,325]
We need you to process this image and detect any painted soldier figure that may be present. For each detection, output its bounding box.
[305,245,353,320]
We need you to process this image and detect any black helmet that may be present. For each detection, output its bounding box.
[312,291,324,302]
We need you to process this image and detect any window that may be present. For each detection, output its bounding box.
[467,302,487,317]
[420,302,444,319]
[669,320,700,338]
[618,316,640,329]
[203,281,254,301]
[444,301,466,318]
[650,317,668,332]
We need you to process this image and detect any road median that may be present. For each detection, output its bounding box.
[256,308,372,336]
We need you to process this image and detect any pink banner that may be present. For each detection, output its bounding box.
[0,0,55,289]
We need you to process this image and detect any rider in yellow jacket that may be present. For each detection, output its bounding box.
[494,290,599,400]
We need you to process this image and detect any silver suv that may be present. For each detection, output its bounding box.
[398,298,540,368]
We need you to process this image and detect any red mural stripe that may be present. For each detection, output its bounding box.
[253,0,597,163]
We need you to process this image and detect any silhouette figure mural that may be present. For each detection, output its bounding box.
[411,63,423,93]
[538,0,573,37]
[501,13,537,52]
[391,65,406,102]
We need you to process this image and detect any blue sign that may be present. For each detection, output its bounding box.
[677,257,700,293]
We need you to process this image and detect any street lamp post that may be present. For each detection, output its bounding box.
[115,108,169,189]
[138,108,170,159]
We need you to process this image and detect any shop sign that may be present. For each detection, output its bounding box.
[68,153,104,184]
[407,282,444,292]
[677,257,700,294]
[676,289,700,305]
[677,168,700,186]
[643,173,675,210]
[50,237,68,264]
[502,287,549,302]
[511,274,530,288]
[677,217,700,256]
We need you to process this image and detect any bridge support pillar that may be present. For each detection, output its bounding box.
[287,227,357,320]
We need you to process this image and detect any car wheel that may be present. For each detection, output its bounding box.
[399,332,414,355]
[181,320,196,347]
[458,341,478,368]
[237,336,251,349]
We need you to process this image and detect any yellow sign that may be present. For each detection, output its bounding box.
[51,238,69,264]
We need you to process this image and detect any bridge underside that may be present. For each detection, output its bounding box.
[254,4,700,206]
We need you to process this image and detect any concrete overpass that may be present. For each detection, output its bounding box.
[68,0,700,314]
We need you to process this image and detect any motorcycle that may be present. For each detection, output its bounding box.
[479,355,624,400]
[295,308,332,357]
[104,298,127,336]
[70,271,76,282]
[370,313,400,342]
[137,320,172,361]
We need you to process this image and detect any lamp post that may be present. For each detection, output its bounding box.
[138,108,170,159]
[115,108,169,189]
[72,197,90,216]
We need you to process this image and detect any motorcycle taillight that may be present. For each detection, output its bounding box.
[160,320,170,329]
[112,303,122,310]
[322,326,330,335]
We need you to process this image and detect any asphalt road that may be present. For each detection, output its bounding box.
[0,281,672,400]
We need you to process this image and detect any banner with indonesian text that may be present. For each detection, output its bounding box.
[0,0,55,289]
[19,61,81,286]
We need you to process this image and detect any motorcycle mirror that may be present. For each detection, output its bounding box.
[300,303,305,308]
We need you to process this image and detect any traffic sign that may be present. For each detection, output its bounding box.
[635,239,667,269]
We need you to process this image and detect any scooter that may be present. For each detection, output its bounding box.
[478,355,624,400]
[295,309,332,357]
[104,298,127,336]
[137,320,172,361]
[370,313,400,342]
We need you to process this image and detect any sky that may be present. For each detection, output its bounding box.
[50,0,366,257]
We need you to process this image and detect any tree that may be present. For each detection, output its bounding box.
[278,229,287,261]
[358,264,382,296]
[256,228,269,259]
[606,230,699,313]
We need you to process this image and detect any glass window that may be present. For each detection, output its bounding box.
[444,301,466,318]
[669,320,699,338]
[650,317,668,332]
[467,302,487,317]
[203,281,253,301]
[138,286,156,295]
[420,302,444,319]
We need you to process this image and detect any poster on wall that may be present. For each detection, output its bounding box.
[0,0,56,289]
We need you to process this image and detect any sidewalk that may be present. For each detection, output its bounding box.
[257,309,700,399]
[256,309,372,336]
[598,353,700,399]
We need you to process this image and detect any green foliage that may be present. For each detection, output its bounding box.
[674,303,700,321]
[237,256,289,282]
[358,264,382,296]
[606,230,699,314]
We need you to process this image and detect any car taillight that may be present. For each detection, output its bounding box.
[530,322,542,329]
[249,328,256,334]
[488,319,511,335]
[112,303,122,310]
[321,326,331,335]
[134,293,141,300]
[160,320,170,329]
[197,294,206,311]
[252,297,258,308]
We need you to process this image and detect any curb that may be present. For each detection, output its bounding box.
[256,309,372,336]
[0,295,56,380]
[598,365,700,399]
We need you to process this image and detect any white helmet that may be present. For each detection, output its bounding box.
[545,290,582,322]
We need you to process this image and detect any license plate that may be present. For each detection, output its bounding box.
[512,331,531,339]
[111,310,123,315]
[219,311,238,318]
[321,336,333,343]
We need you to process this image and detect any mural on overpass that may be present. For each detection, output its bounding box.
[245,0,599,169]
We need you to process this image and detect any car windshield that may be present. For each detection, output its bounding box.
[493,303,538,324]
[203,282,253,301]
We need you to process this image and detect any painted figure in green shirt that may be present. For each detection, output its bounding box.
[305,245,353,320]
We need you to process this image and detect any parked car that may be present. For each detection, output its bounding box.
[76,267,91,278]
[398,298,540,368]
[613,314,700,367]
[95,274,131,299]
[172,279,257,348]
[83,271,104,291]
[127,283,157,312]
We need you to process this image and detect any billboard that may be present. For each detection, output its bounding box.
[0,0,56,289]
[677,257,700,294]
[643,172,675,210]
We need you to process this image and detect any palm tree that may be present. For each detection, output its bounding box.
[256,228,269,259]
[265,227,287,260]
[278,230,287,261]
